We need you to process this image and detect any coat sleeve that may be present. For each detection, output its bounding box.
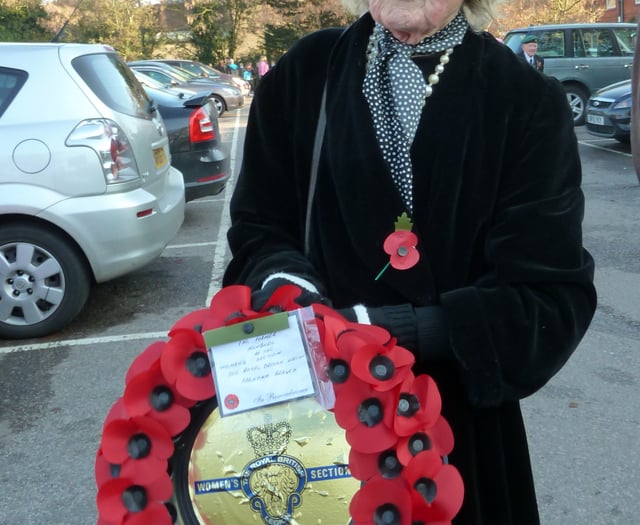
[440,75,596,407]
[223,30,338,296]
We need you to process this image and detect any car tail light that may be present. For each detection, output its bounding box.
[66,119,140,184]
[189,106,215,143]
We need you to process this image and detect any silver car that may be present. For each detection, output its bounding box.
[128,60,245,116]
[505,23,636,125]
[0,43,185,339]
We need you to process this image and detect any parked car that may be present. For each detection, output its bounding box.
[0,42,185,339]
[128,61,244,116]
[136,74,231,201]
[585,79,632,143]
[504,23,636,125]
[157,58,252,97]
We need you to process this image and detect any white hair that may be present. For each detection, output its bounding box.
[341,0,499,30]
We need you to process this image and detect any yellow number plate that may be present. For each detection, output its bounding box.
[153,147,168,169]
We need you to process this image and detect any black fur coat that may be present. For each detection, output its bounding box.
[224,12,597,524]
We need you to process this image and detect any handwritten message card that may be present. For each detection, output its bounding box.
[204,310,317,416]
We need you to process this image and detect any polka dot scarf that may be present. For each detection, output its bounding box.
[363,12,468,213]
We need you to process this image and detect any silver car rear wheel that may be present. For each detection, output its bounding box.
[211,95,225,116]
[0,224,91,339]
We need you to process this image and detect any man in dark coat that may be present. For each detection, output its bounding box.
[223,8,596,525]
[518,33,545,71]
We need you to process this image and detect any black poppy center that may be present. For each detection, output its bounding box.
[414,477,437,504]
[369,355,395,381]
[109,463,121,478]
[397,393,420,417]
[127,433,152,459]
[224,311,245,323]
[122,485,148,512]
[408,432,432,456]
[374,503,401,525]
[358,398,384,427]
[150,385,174,412]
[327,359,350,384]
[166,501,178,522]
[377,450,403,478]
[186,351,210,378]
[267,304,284,313]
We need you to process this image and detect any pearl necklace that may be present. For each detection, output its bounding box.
[365,29,454,100]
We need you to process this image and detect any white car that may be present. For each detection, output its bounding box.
[0,43,185,339]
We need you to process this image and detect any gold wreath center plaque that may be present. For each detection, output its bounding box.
[176,397,359,524]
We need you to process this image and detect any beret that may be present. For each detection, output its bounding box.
[522,34,538,44]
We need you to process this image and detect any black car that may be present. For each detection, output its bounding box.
[585,79,632,144]
[143,83,230,201]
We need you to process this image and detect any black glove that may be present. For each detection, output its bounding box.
[337,303,450,363]
[251,277,330,312]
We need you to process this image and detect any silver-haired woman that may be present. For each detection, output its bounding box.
[223,0,597,523]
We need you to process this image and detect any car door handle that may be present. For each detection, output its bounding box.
[624,63,632,68]
[574,64,590,70]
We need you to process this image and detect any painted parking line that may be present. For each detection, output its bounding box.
[0,332,169,355]
[165,241,218,250]
[207,109,242,305]
[0,110,244,355]
[579,138,632,157]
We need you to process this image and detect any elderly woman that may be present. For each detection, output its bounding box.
[223,0,597,523]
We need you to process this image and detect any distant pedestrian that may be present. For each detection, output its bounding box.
[257,55,270,79]
[243,62,255,94]
[226,58,239,76]
[518,34,544,72]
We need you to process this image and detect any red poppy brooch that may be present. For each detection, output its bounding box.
[95,284,463,524]
[376,212,420,280]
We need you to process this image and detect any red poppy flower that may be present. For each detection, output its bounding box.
[403,451,464,522]
[97,517,118,525]
[312,304,351,359]
[160,328,214,402]
[200,284,255,330]
[224,393,239,410]
[349,447,404,482]
[394,374,442,437]
[96,474,172,524]
[123,360,191,437]
[262,284,304,312]
[383,230,420,270]
[170,308,213,333]
[350,342,414,392]
[349,477,412,525]
[124,502,174,525]
[335,325,394,362]
[334,378,399,453]
[124,341,166,383]
[396,416,455,466]
[348,448,379,481]
[95,449,121,488]
[103,398,129,427]
[100,416,173,484]
[201,283,303,331]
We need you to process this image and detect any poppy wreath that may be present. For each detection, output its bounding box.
[95,284,464,525]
